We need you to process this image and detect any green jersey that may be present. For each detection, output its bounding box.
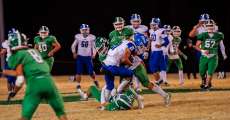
[109,27,132,40]
[197,32,224,55]
[169,37,181,55]
[34,35,57,58]
[8,49,50,82]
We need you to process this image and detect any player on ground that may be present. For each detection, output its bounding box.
[167,26,187,85]
[149,18,169,85]
[89,85,144,111]
[34,26,61,71]
[194,20,227,90]
[2,29,67,120]
[71,24,99,100]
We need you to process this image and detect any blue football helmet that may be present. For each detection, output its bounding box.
[150,17,161,25]
[80,24,90,29]
[134,33,148,47]
[199,13,210,21]
[131,14,141,21]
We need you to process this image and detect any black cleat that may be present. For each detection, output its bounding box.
[155,79,164,86]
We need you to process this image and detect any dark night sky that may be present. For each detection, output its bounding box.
[3,0,230,74]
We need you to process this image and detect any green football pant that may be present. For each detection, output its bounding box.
[167,58,183,71]
[89,86,120,111]
[22,75,65,119]
[44,57,54,72]
[199,55,218,78]
[133,64,150,88]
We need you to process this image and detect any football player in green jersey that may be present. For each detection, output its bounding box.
[167,26,187,85]
[34,26,61,71]
[195,19,227,90]
[88,85,144,111]
[2,29,67,120]
[109,17,135,40]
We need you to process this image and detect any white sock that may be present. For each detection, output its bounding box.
[101,86,111,103]
[133,76,141,90]
[117,80,129,93]
[160,71,167,83]
[77,88,85,97]
[179,70,184,84]
[152,84,167,97]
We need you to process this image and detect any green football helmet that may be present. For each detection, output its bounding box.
[123,28,134,39]
[113,17,125,31]
[8,28,27,50]
[95,37,109,51]
[114,94,132,110]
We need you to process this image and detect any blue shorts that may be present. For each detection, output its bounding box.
[75,55,94,75]
[4,62,16,85]
[149,51,167,73]
[102,65,133,90]
[164,55,169,66]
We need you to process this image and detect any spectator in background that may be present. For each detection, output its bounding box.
[184,39,197,79]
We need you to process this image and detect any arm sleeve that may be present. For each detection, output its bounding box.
[71,36,78,53]
[196,33,203,41]
[219,40,227,57]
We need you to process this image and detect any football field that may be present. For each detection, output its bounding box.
[0,73,230,120]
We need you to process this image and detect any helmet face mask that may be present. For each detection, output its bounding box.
[150,24,159,31]
[39,32,49,39]
[172,26,181,37]
[164,25,171,35]
[204,19,216,33]
[113,17,125,31]
[80,28,90,37]
[113,22,124,31]
[131,20,141,28]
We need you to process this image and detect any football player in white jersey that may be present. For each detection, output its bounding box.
[71,24,99,100]
[126,14,148,35]
[160,25,173,85]
[97,29,136,107]
[189,13,210,37]
[149,18,169,85]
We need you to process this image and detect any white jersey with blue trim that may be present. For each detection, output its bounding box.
[103,40,134,66]
[71,34,96,57]
[1,40,11,61]
[149,28,166,51]
[162,34,173,56]
[126,25,148,34]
